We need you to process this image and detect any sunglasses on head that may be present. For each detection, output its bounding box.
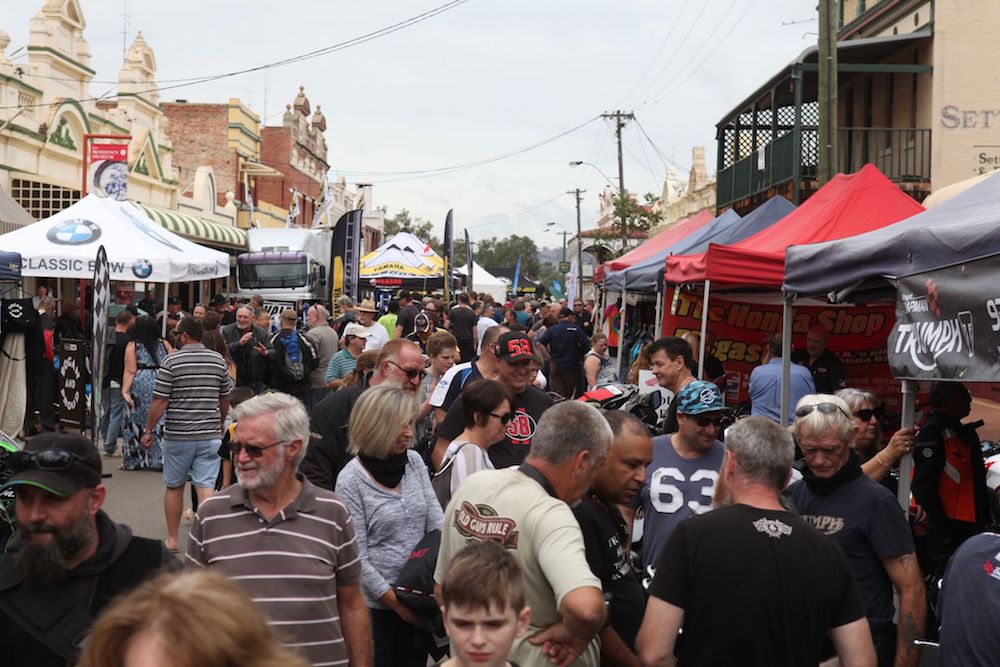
[692,415,723,428]
[854,407,884,422]
[795,402,851,420]
[7,448,86,473]
[228,441,285,458]
[490,412,514,425]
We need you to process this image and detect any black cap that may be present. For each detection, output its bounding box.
[3,432,102,497]
[168,296,181,305]
[210,293,226,305]
[559,307,575,318]
[496,331,534,362]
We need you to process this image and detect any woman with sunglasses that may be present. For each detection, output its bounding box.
[438,380,517,500]
[121,315,173,471]
[336,384,443,667]
[836,387,916,484]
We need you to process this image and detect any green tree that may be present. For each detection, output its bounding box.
[611,192,664,235]
[475,235,542,277]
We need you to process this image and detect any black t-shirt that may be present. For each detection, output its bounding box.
[436,384,554,468]
[573,494,646,651]
[939,533,1000,666]
[448,305,477,340]
[104,330,130,386]
[803,347,844,394]
[650,504,865,667]
[397,303,419,338]
[785,473,915,631]
[661,394,679,435]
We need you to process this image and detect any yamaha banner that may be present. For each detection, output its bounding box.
[888,259,1000,380]
[330,208,363,310]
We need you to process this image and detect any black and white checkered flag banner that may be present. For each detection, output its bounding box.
[91,245,109,444]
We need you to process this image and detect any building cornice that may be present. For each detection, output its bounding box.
[26,45,96,76]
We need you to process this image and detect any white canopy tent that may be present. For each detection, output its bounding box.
[0,194,229,282]
[457,261,506,304]
[0,194,231,335]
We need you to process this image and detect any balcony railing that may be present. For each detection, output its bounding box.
[717,127,931,209]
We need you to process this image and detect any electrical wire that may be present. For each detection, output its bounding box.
[0,0,472,110]
[639,0,758,108]
[612,0,694,109]
[634,117,690,173]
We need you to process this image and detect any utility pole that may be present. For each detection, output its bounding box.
[567,188,585,298]
[817,0,838,184]
[601,111,634,250]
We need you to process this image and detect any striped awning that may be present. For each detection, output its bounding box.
[136,203,247,249]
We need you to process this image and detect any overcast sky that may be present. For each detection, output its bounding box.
[5,0,818,250]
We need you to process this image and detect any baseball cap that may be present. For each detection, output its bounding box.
[343,322,372,339]
[210,293,226,305]
[2,432,103,497]
[280,308,298,322]
[168,296,181,305]
[496,331,534,362]
[414,311,433,334]
[676,380,724,416]
[559,307,575,318]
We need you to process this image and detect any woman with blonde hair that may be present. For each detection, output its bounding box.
[336,384,443,667]
[79,569,309,667]
[836,387,916,484]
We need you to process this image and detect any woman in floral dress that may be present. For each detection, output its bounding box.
[121,316,172,470]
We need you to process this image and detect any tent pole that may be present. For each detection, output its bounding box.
[896,379,917,511]
[161,282,170,338]
[780,294,794,426]
[698,280,711,379]
[653,287,663,343]
[616,289,627,377]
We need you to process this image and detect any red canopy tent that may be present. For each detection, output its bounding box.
[595,209,713,282]
[664,164,925,287]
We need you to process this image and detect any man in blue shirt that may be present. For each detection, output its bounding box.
[749,333,815,422]
[537,308,590,399]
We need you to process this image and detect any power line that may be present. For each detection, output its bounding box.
[639,0,759,108]
[612,0,694,109]
[0,0,472,110]
[332,116,600,183]
[633,116,690,173]
[628,0,715,108]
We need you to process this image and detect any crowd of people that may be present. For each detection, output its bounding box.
[3,286,998,667]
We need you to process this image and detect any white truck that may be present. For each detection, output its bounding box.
[236,227,334,305]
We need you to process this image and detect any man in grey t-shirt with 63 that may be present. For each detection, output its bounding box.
[633,380,725,587]
[144,316,232,553]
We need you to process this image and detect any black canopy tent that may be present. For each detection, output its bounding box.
[783,170,1000,508]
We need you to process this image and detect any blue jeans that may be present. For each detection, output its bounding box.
[102,390,126,454]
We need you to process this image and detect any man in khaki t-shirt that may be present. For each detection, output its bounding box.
[434,401,611,667]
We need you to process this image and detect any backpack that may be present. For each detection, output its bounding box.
[276,330,317,382]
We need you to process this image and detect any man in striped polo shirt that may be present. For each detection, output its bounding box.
[187,392,371,667]
[143,316,232,553]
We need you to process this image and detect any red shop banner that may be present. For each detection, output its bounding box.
[663,288,901,412]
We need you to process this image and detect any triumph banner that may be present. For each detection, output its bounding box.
[889,260,1000,380]
[663,289,899,408]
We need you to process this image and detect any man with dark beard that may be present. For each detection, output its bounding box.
[0,433,177,666]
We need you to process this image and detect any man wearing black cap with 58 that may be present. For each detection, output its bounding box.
[0,433,178,666]
[433,331,555,469]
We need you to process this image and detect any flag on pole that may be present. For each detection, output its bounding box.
[443,209,454,304]
[330,208,364,307]
[464,228,473,292]
[567,257,579,307]
[512,255,522,299]
[312,175,337,228]
[90,245,109,447]
[286,189,301,228]
[244,172,258,229]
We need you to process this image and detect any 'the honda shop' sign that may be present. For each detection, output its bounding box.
[888,257,1000,380]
